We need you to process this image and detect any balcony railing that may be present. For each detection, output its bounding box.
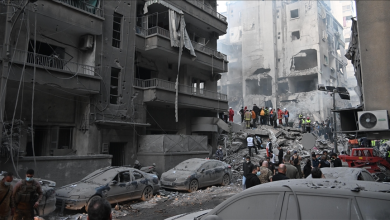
[184,0,227,22]
[134,78,228,101]
[11,49,98,76]
[136,26,228,61]
[55,0,103,17]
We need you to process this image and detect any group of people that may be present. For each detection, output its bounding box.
[242,146,343,189]
[0,169,112,220]
[238,105,290,129]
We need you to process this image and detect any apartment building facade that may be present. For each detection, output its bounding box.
[218,0,348,122]
[0,0,228,168]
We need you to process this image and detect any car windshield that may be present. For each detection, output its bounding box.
[174,161,202,171]
[81,169,117,185]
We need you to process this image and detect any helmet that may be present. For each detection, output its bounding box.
[307,117,310,119]
[284,108,286,110]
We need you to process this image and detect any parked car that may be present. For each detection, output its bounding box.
[55,166,160,211]
[306,167,375,181]
[160,158,232,192]
[0,172,56,216]
[166,179,390,220]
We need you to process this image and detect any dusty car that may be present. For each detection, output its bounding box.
[166,179,390,220]
[55,166,160,211]
[306,167,375,181]
[0,172,56,216]
[160,158,232,192]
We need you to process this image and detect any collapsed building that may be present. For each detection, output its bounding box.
[218,0,351,123]
[0,0,229,185]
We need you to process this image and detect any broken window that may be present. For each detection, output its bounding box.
[246,78,272,96]
[278,82,289,94]
[295,79,317,93]
[27,40,66,69]
[324,55,328,65]
[290,9,299,19]
[58,127,73,149]
[110,67,121,104]
[291,49,318,71]
[135,66,152,80]
[292,31,300,40]
[112,12,123,48]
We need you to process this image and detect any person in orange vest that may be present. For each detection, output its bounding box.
[269,108,274,126]
[277,108,283,126]
[251,109,257,128]
[284,108,290,127]
[228,107,234,122]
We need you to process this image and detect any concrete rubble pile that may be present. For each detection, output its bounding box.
[218,123,348,182]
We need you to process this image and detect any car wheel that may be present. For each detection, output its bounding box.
[221,174,230,186]
[141,186,153,201]
[188,179,199,193]
[85,195,101,212]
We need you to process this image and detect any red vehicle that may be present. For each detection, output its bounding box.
[339,148,390,173]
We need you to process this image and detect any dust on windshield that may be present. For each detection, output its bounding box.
[174,160,202,171]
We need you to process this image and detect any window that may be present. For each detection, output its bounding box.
[199,81,205,94]
[360,171,375,181]
[110,67,121,104]
[292,31,300,40]
[112,12,123,48]
[333,21,338,31]
[58,127,73,149]
[356,198,390,219]
[290,9,299,19]
[324,55,328,65]
[133,171,144,180]
[217,194,280,219]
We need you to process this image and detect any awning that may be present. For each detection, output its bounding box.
[143,0,183,14]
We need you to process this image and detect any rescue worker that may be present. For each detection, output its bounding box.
[253,104,260,124]
[247,135,258,156]
[13,169,43,220]
[134,160,141,169]
[215,146,224,161]
[244,110,252,129]
[284,108,289,127]
[251,109,257,128]
[228,107,234,122]
[259,107,265,125]
[264,107,269,125]
[269,108,274,126]
[272,109,278,128]
[298,113,303,128]
[277,108,283,126]
[0,172,14,220]
[301,117,306,133]
[387,147,390,164]
[239,106,245,123]
[306,117,311,133]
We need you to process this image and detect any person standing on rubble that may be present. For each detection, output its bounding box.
[258,161,273,183]
[272,110,278,128]
[251,109,257,129]
[244,110,252,129]
[306,117,311,133]
[264,107,269,125]
[0,172,15,220]
[245,166,261,189]
[283,108,289,127]
[215,146,224,161]
[269,108,274,126]
[277,146,284,165]
[242,156,254,190]
[284,151,291,164]
[253,104,260,124]
[301,117,306,133]
[12,169,43,220]
[228,107,234,122]
[247,135,258,156]
[277,108,283,126]
[266,139,273,157]
[259,107,265,125]
[223,111,228,123]
[239,107,245,123]
[298,113,303,128]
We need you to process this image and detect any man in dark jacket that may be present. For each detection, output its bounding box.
[245,166,261,189]
[242,156,254,189]
[239,107,245,123]
[277,146,284,165]
[253,104,260,124]
[272,164,289,181]
[330,153,342,167]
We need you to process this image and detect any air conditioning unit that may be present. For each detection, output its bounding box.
[79,35,94,51]
[358,110,389,131]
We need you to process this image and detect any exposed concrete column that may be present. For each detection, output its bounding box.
[356,1,390,112]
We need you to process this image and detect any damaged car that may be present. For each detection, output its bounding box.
[0,172,56,216]
[55,166,160,211]
[306,167,375,181]
[160,159,232,192]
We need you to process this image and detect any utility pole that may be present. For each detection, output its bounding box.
[0,0,14,144]
[333,89,338,153]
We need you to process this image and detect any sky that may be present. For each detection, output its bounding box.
[217,0,228,13]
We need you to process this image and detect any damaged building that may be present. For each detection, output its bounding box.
[0,0,228,185]
[218,0,350,122]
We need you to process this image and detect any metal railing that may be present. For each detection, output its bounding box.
[191,40,228,61]
[146,26,170,39]
[134,78,228,101]
[184,0,227,22]
[55,0,104,17]
[12,49,97,76]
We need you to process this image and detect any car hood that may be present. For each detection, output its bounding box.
[161,170,195,181]
[165,209,211,220]
[56,182,105,198]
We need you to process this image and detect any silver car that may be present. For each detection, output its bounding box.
[307,167,376,181]
[55,166,160,211]
[0,173,56,216]
[160,159,232,192]
[167,179,390,220]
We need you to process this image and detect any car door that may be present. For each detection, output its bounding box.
[197,162,213,187]
[212,161,225,184]
[106,171,131,203]
[129,170,148,199]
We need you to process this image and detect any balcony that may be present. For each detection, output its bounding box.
[135,25,228,73]
[8,48,101,94]
[134,78,228,111]
[54,0,104,17]
[184,0,227,22]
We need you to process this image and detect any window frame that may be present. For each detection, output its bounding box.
[290,9,299,19]
[110,67,121,105]
[112,12,123,48]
